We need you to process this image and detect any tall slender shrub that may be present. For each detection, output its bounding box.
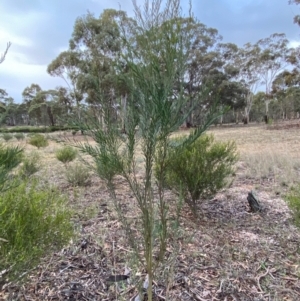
[74,1,224,299]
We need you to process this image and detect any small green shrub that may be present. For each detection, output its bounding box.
[65,163,90,186]
[157,134,238,214]
[19,152,41,178]
[0,143,23,191]
[28,134,49,149]
[285,185,300,227]
[2,133,13,141]
[56,146,77,165]
[0,180,74,282]
[14,132,25,140]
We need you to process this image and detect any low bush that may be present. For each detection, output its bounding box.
[56,146,77,165]
[28,134,49,149]
[0,180,74,282]
[2,133,13,141]
[0,144,23,191]
[14,133,25,140]
[19,152,41,178]
[157,134,238,215]
[65,163,90,186]
[285,185,300,227]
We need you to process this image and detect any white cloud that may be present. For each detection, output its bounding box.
[0,30,33,48]
[289,40,300,48]
[1,58,64,102]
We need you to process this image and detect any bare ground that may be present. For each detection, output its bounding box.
[1,124,300,301]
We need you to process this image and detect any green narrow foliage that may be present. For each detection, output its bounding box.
[0,180,74,282]
[0,143,23,192]
[56,146,77,165]
[158,134,238,214]
[2,133,13,141]
[14,133,25,140]
[70,1,225,299]
[285,185,300,227]
[65,163,90,186]
[28,134,49,149]
[19,152,41,178]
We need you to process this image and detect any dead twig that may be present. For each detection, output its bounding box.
[256,268,269,292]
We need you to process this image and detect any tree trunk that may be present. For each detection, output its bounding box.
[47,106,55,126]
[265,98,270,124]
[247,191,262,212]
[121,94,127,133]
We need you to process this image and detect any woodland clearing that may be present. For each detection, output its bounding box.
[1,122,300,301]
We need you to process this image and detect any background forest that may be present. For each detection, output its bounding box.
[2,1,300,129]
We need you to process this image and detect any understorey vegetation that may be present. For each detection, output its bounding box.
[1,0,300,300]
[156,134,238,215]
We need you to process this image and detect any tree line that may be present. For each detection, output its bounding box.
[1,3,300,128]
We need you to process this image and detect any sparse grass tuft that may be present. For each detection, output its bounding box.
[19,152,41,178]
[0,143,23,191]
[14,133,25,141]
[65,163,90,186]
[2,133,13,142]
[28,134,48,149]
[56,146,77,165]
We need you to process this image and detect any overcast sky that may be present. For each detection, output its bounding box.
[0,0,299,102]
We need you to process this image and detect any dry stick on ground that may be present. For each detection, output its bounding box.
[256,268,269,293]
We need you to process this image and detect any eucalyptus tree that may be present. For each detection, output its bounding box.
[22,84,44,125]
[178,19,222,126]
[47,51,84,119]
[254,33,296,122]
[251,91,266,121]
[22,84,67,126]
[198,42,249,124]
[48,9,135,128]
[0,90,25,126]
[289,0,300,26]
[226,43,261,124]
[0,97,18,126]
[272,69,300,118]
[0,89,8,103]
[40,89,71,126]
[131,14,224,127]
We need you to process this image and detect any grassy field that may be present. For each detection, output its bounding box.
[2,123,300,301]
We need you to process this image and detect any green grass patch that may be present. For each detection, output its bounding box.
[285,184,300,227]
[0,180,74,282]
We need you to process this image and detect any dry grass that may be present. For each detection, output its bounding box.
[2,125,300,301]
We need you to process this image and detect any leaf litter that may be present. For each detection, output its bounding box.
[1,130,300,301]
